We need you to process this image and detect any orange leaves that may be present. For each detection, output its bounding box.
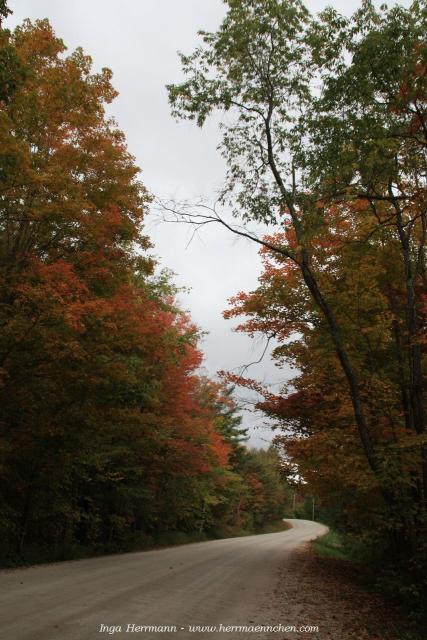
[392,47,427,136]
[13,257,90,330]
[349,198,369,213]
[0,16,292,555]
[219,371,272,399]
[209,432,230,468]
[14,19,65,62]
[0,18,150,282]
[220,191,427,513]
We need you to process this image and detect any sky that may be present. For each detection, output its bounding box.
[8,0,411,446]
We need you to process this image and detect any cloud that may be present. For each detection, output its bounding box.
[8,0,409,446]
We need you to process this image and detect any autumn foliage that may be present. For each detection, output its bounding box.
[0,18,288,563]
[225,191,427,604]
[166,0,427,611]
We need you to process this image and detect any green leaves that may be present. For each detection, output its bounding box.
[0,1,11,23]
[168,0,314,225]
[169,0,427,607]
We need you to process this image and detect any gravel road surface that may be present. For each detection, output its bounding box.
[0,519,326,640]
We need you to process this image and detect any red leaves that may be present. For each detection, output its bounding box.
[0,16,291,558]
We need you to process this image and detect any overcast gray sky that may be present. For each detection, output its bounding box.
[9,0,410,445]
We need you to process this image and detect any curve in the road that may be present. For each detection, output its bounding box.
[0,518,327,640]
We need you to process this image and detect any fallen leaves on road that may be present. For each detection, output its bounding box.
[262,544,418,640]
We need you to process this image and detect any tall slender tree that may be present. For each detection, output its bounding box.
[167,0,427,584]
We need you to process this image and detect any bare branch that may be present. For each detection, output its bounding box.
[154,197,298,263]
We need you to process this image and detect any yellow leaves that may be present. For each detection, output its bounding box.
[14,19,65,63]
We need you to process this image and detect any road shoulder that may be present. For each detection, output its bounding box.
[263,543,422,640]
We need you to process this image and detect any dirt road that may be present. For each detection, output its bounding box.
[0,519,326,639]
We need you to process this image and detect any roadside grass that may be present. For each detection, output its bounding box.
[313,529,378,566]
[313,530,351,562]
[312,529,426,640]
[312,529,381,596]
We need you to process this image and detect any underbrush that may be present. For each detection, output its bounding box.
[313,530,375,565]
[0,519,291,569]
[313,530,349,561]
[312,529,426,639]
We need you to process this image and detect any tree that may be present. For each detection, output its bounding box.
[0,18,211,561]
[0,1,11,25]
[0,17,290,563]
[224,202,417,523]
[167,0,427,604]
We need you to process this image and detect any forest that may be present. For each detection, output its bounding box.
[166,0,427,615]
[1,0,427,622]
[0,4,289,566]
